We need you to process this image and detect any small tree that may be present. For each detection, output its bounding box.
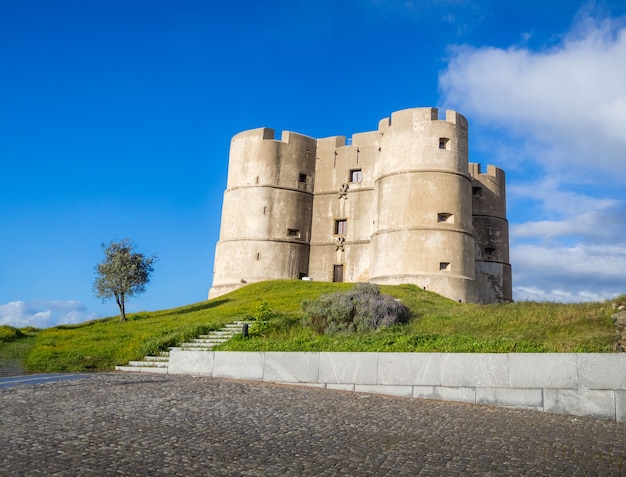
[93,238,157,322]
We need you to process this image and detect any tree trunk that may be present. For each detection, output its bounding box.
[116,294,126,322]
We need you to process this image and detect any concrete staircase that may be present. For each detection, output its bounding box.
[115,321,252,374]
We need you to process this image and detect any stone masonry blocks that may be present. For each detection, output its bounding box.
[475,387,543,409]
[413,386,476,404]
[377,353,442,386]
[263,352,320,383]
[509,354,578,389]
[577,354,626,389]
[543,389,616,420]
[167,349,215,376]
[616,390,626,422]
[212,351,265,381]
[440,354,509,388]
[318,352,378,385]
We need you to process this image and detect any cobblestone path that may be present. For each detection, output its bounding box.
[1,373,624,476]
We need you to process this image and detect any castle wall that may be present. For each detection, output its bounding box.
[308,132,377,283]
[209,108,511,304]
[369,108,476,302]
[470,164,513,303]
[209,128,317,298]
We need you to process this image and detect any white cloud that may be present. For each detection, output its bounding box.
[0,300,98,329]
[440,8,626,179]
[439,5,626,302]
[511,243,626,301]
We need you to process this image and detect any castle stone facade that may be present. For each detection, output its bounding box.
[209,107,512,304]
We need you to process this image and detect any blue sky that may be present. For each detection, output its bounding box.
[2,0,626,328]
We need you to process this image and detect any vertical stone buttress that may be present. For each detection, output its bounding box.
[369,108,477,302]
[208,128,317,298]
[470,164,513,303]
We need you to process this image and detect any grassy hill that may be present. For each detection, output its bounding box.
[2,281,622,373]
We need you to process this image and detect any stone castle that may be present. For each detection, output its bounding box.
[209,107,512,304]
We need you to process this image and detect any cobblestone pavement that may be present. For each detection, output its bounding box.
[1,373,625,476]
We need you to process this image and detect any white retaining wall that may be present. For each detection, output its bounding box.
[168,350,626,422]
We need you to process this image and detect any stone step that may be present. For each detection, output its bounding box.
[144,356,170,362]
[118,320,248,371]
[169,347,213,352]
[127,360,169,368]
[179,343,217,349]
[115,365,168,374]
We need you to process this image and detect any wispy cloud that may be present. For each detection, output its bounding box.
[439,4,626,302]
[0,300,98,329]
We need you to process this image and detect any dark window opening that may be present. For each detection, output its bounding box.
[440,262,450,271]
[485,247,496,256]
[472,186,482,197]
[439,138,450,150]
[333,264,344,283]
[256,253,261,261]
[298,173,307,183]
[335,219,347,235]
[287,229,301,238]
[349,169,363,183]
[437,213,453,223]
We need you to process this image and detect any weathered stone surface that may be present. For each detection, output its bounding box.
[318,352,378,385]
[212,351,264,380]
[413,385,476,403]
[616,390,626,423]
[377,352,442,386]
[577,354,626,389]
[355,384,413,398]
[440,353,509,388]
[263,352,319,383]
[167,349,214,375]
[509,354,578,389]
[544,389,616,420]
[476,387,543,409]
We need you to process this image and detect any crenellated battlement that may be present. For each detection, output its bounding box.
[232,127,315,145]
[469,163,505,180]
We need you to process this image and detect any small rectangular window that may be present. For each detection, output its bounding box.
[349,169,363,183]
[440,262,450,271]
[485,247,496,256]
[298,173,307,183]
[437,213,453,223]
[287,229,301,238]
[335,219,347,235]
[472,186,482,197]
[439,138,450,150]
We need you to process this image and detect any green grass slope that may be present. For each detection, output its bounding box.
[21,281,620,373]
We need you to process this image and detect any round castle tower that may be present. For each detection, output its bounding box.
[208,128,317,299]
[470,164,512,303]
[369,108,477,302]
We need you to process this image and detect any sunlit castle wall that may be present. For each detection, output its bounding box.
[208,128,317,299]
[470,163,513,303]
[308,131,377,283]
[209,107,512,304]
[369,108,477,303]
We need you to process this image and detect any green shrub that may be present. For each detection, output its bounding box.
[0,325,24,344]
[302,283,411,334]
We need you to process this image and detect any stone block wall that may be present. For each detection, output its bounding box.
[167,351,626,422]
